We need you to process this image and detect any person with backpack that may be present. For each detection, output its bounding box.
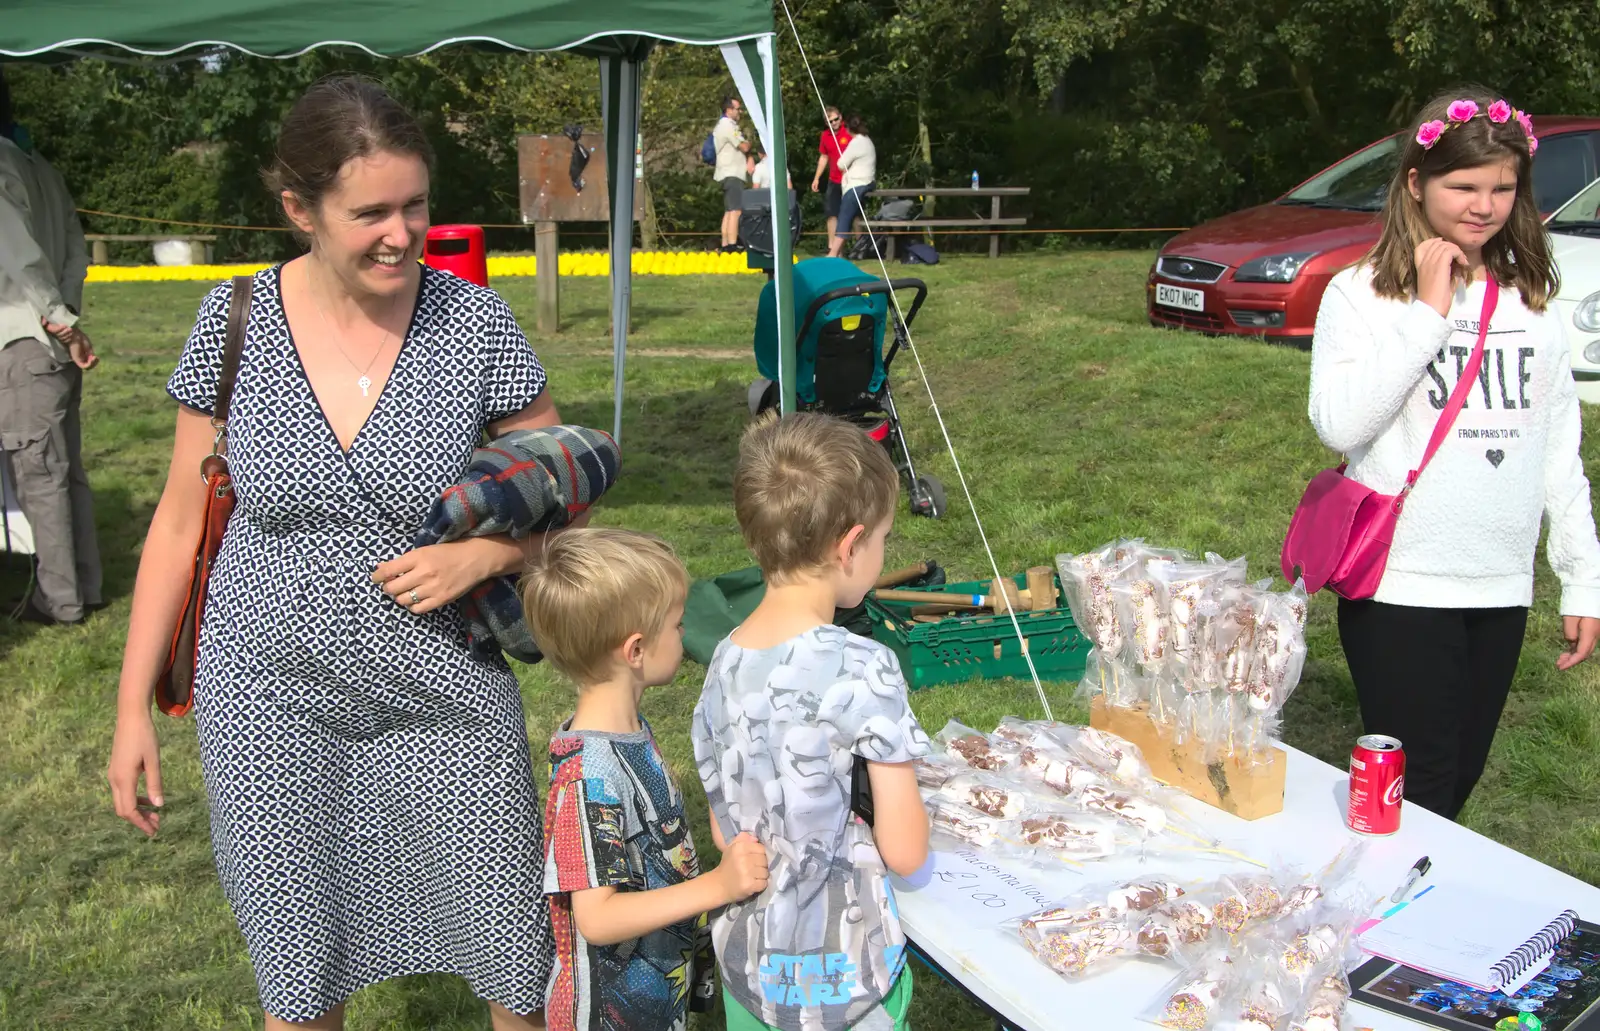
[709,96,750,253]
[1307,88,1600,821]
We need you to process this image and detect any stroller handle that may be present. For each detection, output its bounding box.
[794,278,929,356]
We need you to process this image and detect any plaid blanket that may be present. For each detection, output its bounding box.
[414,425,622,663]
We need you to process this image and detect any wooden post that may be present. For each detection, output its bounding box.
[1026,566,1056,612]
[535,221,559,335]
[990,194,1002,258]
[92,239,108,266]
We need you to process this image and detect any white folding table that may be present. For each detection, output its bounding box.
[891,744,1600,1030]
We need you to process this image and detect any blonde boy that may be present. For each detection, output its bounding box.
[691,414,933,1031]
[523,528,769,1031]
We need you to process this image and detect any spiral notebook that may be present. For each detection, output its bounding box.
[1359,883,1580,993]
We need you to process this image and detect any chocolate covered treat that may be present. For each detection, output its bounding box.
[926,797,1002,848]
[1109,879,1185,914]
[938,775,1023,819]
[1288,974,1348,1031]
[1238,980,1288,1031]
[1280,926,1340,976]
[1278,883,1324,918]
[1023,920,1136,977]
[1157,899,1216,944]
[1018,814,1115,858]
[1157,976,1226,1030]
[946,732,1015,772]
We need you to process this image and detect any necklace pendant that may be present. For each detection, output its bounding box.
[358,374,372,397]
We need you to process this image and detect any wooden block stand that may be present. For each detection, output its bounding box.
[1089,698,1286,820]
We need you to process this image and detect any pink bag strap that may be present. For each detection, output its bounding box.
[1400,274,1500,503]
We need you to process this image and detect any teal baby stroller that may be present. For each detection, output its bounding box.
[750,257,946,517]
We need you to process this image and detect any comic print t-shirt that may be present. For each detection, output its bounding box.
[692,625,932,1031]
[544,718,709,1031]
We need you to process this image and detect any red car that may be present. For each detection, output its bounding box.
[1147,117,1600,345]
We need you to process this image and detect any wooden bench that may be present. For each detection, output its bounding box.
[863,187,1028,258]
[86,233,217,266]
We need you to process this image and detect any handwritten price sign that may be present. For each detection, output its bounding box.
[893,849,1069,927]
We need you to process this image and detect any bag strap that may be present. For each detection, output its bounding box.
[1402,274,1500,500]
[214,274,255,427]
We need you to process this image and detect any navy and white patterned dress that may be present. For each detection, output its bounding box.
[167,264,555,1021]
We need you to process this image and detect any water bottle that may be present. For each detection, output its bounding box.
[970,170,980,190]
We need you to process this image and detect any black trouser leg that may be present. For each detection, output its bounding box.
[1338,599,1468,818]
[1452,606,1528,816]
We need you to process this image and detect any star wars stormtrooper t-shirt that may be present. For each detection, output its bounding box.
[692,625,931,1031]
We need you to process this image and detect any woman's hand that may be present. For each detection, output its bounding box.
[373,540,498,614]
[1557,615,1600,670]
[108,709,163,837]
[1415,238,1469,318]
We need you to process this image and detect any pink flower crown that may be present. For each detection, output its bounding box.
[1416,99,1537,154]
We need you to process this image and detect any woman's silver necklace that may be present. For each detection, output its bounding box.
[306,264,396,398]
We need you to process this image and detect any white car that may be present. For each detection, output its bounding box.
[1547,176,1600,403]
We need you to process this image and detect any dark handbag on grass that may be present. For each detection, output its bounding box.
[156,275,253,717]
[1281,275,1499,598]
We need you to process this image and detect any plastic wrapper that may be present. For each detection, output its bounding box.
[1138,897,1219,958]
[925,794,1004,849]
[1058,547,1135,703]
[1014,876,1192,977]
[912,754,966,791]
[1060,725,1153,784]
[1016,738,1106,797]
[1286,969,1350,1031]
[933,772,1029,819]
[1211,874,1284,937]
[1077,782,1171,835]
[1115,577,1171,676]
[1154,562,1227,664]
[991,715,1078,749]
[1020,916,1138,978]
[937,719,1020,772]
[1242,593,1308,760]
[1228,962,1295,1031]
[1005,806,1121,863]
[1204,552,1250,586]
[1145,947,1238,1030]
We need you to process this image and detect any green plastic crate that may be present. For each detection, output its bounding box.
[863,571,1091,690]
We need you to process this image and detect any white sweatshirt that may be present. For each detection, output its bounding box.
[1309,264,1600,616]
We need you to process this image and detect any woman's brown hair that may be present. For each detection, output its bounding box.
[1365,86,1556,311]
[263,75,434,243]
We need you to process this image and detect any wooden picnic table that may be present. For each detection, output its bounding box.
[867,187,1029,258]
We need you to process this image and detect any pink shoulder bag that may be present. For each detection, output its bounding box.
[1281,274,1499,599]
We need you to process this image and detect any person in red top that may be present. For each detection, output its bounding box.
[810,106,852,252]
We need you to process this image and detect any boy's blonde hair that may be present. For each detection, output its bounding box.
[521,528,689,686]
[734,412,899,582]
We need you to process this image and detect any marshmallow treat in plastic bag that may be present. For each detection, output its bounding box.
[1144,946,1239,1030]
[937,719,1021,773]
[1286,969,1350,1031]
[1058,546,1135,704]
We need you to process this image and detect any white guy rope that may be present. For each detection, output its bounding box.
[776,0,1055,722]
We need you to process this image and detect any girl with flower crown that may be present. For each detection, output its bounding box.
[1307,87,1600,821]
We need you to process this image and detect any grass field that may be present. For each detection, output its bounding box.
[3,251,1598,1030]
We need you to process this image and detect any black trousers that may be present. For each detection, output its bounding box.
[1337,598,1528,821]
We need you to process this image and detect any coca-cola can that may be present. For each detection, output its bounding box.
[1348,734,1405,835]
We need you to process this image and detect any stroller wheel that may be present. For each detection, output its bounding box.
[748,378,777,417]
[911,474,947,519]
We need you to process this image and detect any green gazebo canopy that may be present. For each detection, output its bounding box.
[0,0,801,435]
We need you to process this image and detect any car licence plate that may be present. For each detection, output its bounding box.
[1156,283,1205,312]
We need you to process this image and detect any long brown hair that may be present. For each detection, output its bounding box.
[1365,86,1556,311]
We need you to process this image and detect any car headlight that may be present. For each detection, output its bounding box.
[1234,252,1319,283]
[1575,290,1600,334]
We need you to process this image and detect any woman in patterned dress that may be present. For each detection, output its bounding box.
[106,78,562,1030]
